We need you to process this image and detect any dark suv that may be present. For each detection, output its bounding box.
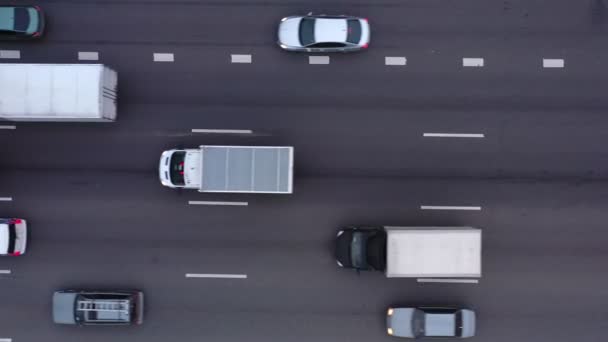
[53,290,144,325]
[0,5,45,40]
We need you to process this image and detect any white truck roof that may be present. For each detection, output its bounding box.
[0,63,117,121]
[200,146,294,194]
[385,227,482,278]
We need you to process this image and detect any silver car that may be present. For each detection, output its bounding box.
[278,13,370,52]
[387,307,476,339]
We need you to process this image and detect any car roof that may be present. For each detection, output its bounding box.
[314,18,348,43]
[424,312,456,337]
[0,7,16,31]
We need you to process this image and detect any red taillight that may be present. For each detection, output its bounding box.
[32,32,41,37]
[362,18,368,22]
[34,5,41,11]
[11,219,22,224]
[12,251,21,256]
[362,43,369,49]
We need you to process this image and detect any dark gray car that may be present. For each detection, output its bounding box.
[387,307,476,338]
[53,290,144,325]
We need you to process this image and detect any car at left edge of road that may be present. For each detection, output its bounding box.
[0,218,27,256]
[0,5,45,40]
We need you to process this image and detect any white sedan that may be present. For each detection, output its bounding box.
[278,13,370,52]
[0,218,27,256]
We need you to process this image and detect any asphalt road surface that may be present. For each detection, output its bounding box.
[1,0,608,341]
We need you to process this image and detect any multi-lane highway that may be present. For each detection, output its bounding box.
[1,0,608,341]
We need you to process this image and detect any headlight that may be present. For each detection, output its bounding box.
[336,230,344,237]
[279,44,289,49]
[281,17,288,22]
[387,328,394,335]
[387,308,393,316]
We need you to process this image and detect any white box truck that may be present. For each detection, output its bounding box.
[0,63,117,121]
[335,226,482,278]
[159,146,294,194]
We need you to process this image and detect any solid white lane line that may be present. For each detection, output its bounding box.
[417,278,479,284]
[78,51,99,61]
[0,50,20,59]
[0,270,11,274]
[188,201,248,206]
[420,206,482,211]
[153,53,174,62]
[0,125,16,130]
[186,273,247,279]
[462,58,484,67]
[309,56,330,65]
[423,133,485,138]
[543,58,564,68]
[0,197,12,202]
[385,57,407,66]
[231,54,252,63]
[191,129,253,134]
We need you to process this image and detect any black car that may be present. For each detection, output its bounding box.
[53,290,144,325]
[0,5,44,40]
[335,226,386,271]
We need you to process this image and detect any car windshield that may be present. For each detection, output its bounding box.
[169,151,186,186]
[350,232,368,269]
[7,224,16,254]
[299,18,316,46]
[13,7,30,32]
[346,19,362,44]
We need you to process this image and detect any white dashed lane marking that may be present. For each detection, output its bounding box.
[543,58,564,68]
[0,125,16,130]
[385,57,407,66]
[420,206,482,211]
[423,133,485,138]
[78,52,99,61]
[231,54,252,63]
[0,50,20,59]
[462,58,484,67]
[188,201,248,206]
[153,53,175,62]
[309,56,330,65]
[192,129,253,134]
[186,273,247,279]
[417,278,479,284]
[0,197,12,202]
[0,270,11,274]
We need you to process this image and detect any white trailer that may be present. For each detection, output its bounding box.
[385,227,482,278]
[159,146,294,194]
[0,63,117,121]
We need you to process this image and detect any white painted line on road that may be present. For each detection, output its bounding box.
[420,206,482,211]
[191,129,253,134]
[0,50,20,59]
[231,54,252,64]
[78,51,99,61]
[462,58,484,67]
[417,278,479,284]
[153,53,175,62]
[309,56,330,65]
[0,197,12,202]
[543,58,564,68]
[385,57,407,66]
[0,270,11,274]
[0,338,12,342]
[0,125,16,130]
[423,133,485,138]
[188,201,248,206]
[186,273,247,279]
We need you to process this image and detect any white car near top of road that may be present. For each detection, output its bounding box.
[278,13,370,52]
[0,218,27,256]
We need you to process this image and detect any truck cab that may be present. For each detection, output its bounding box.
[159,149,200,189]
[335,226,386,271]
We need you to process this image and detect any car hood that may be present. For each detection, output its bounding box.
[53,292,77,324]
[335,230,353,268]
[387,308,416,338]
[460,309,476,338]
[278,17,303,48]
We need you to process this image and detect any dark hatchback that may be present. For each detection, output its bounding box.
[0,5,45,40]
